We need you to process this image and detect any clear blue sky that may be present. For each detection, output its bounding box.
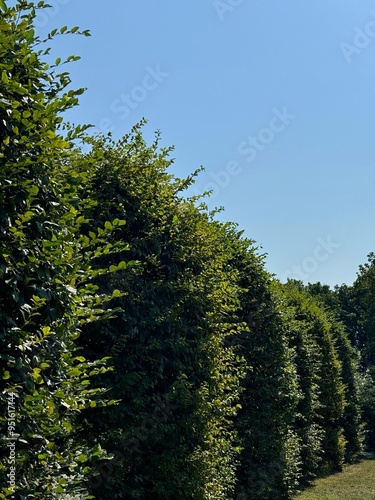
[26,0,375,287]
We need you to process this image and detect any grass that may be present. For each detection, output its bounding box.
[295,453,375,499]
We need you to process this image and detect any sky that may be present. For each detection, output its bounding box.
[22,0,375,287]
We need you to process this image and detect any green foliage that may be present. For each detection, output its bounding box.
[0,2,369,498]
[335,254,375,450]
[276,281,348,482]
[329,320,362,461]
[70,129,246,499]
[274,282,324,485]
[353,253,375,366]
[229,241,301,500]
[357,368,375,450]
[305,282,362,461]
[0,2,123,497]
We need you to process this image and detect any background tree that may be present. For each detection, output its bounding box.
[227,239,301,500]
[305,283,362,461]
[352,253,375,367]
[345,254,375,449]
[277,282,347,479]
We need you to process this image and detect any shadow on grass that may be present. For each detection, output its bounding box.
[295,451,375,496]
[359,451,375,460]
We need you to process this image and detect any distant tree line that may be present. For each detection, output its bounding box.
[0,2,374,499]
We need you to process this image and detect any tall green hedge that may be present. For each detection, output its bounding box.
[277,281,351,480]
[0,3,124,497]
[71,131,245,499]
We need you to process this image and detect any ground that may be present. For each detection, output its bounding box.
[295,453,375,500]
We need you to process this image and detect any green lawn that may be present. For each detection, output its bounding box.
[295,453,375,500]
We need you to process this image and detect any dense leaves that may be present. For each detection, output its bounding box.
[334,254,375,450]
[0,2,126,497]
[70,131,247,499]
[0,2,371,499]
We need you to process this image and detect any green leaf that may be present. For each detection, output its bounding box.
[0,0,7,12]
[54,391,65,399]
[67,367,81,377]
[28,185,39,196]
[42,326,51,336]
[62,421,73,433]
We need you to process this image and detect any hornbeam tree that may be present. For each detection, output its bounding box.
[0,2,125,497]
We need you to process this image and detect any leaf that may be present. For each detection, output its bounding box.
[28,185,39,196]
[42,326,51,336]
[77,453,87,462]
[62,421,73,433]
[31,368,44,385]
[0,0,7,12]
[67,367,81,377]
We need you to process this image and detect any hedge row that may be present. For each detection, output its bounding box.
[0,3,364,499]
